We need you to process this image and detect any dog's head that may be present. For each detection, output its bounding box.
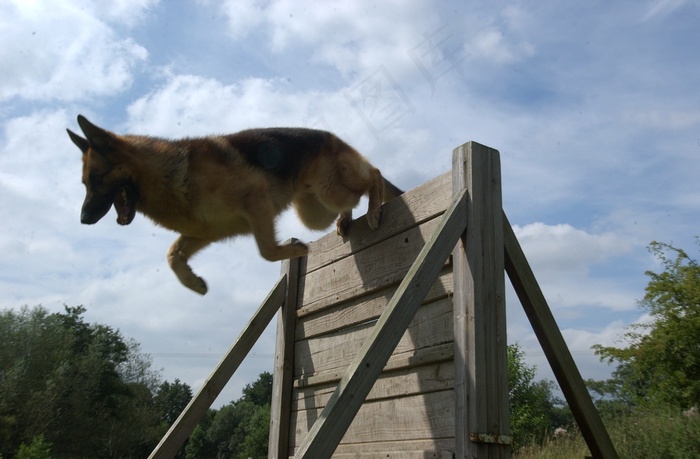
[67,115,139,226]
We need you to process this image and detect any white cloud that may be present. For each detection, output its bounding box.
[125,75,319,135]
[468,28,535,64]
[512,222,639,311]
[218,0,438,78]
[514,222,633,271]
[220,0,266,41]
[0,0,148,101]
[0,110,79,205]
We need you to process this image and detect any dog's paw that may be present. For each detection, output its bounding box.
[188,276,208,295]
[366,207,382,230]
[336,214,352,236]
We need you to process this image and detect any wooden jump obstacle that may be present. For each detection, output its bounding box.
[149,142,619,459]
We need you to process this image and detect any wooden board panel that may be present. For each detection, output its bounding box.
[294,342,454,389]
[293,439,456,458]
[290,390,455,448]
[293,361,455,412]
[296,269,453,340]
[305,172,451,274]
[294,297,454,379]
[299,217,444,312]
[331,447,454,459]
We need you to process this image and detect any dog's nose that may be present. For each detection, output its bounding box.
[81,211,98,224]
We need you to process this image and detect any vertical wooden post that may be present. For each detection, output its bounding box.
[268,250,302,458]
[452,142,510,459]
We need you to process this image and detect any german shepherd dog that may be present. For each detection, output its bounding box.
[67,115,402,295]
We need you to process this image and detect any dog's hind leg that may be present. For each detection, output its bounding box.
[167,236,211,295]
[363,167,384,230]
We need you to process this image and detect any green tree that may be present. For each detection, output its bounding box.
[15,434,52,459]
[508,343,567,449]
[0,305,170,458]
[594,241,700,409]
[239,403,272,459]
[156,378,193,425]
[241,371,273,406]
[184,372,273,459]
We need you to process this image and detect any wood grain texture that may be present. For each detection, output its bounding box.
[269,254,303,459]
[294,189,467,459]
[290,390,455,448]
[304,173,451,274]
[294,297,454,380]
[452,142,510,459]
[296,269,453,341]
[299,217,445,312]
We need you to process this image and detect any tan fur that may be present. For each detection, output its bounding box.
[67,115,402,295]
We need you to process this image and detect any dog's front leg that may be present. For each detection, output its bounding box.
[167,235,211,295]
[245,189,308,261]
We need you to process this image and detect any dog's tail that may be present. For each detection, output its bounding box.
[382,177,404,202]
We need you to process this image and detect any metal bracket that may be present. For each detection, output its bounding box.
[469,432,513,445]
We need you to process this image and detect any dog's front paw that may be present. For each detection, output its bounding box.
[336,213,352,236]
[187,276,208,295]
[367,207,382,230]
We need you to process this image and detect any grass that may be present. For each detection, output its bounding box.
[513,407,700,459]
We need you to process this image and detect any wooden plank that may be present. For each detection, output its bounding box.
[269,252,303,459]
[294,297,454,379]
[294,188,468,459]
[332,451,453,459]
[148,274,287,459]
[452,142,510,459]
[503,212,619,459]
[290,390,455,447]
[299,217,444,312]
[293,361,455,412]
[294,342,454,389]
[326,439,456,458]
[297,269,452,340]
[305,172,451,274]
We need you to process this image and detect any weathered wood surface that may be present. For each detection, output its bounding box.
[148,275,287,459]
[298,216,446,313]
[296,269,453,340]
[290,389,455,448]
[293,361,455,412]
[304,173,451,274]
[331,451,454,459]
[294,342,454,389]
[452,142,510,459]
[269,255,303,459]
[294,189,467,459]
[316,439,457,458]
[294,297,454,380]
[503,212,619,459]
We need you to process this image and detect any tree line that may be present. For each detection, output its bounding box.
[2,239,698,457]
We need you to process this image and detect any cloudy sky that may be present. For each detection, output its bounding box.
[1,0,699,408]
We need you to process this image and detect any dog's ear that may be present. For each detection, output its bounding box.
[76,115,115,151]
[66,129,90,154]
